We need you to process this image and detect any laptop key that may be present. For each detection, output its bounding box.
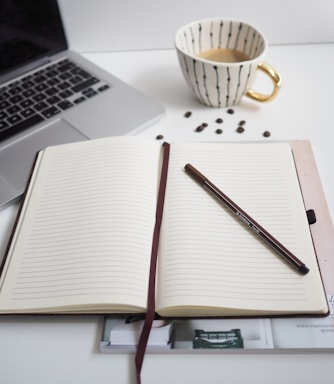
[72,77,100,93]
[58,72,71,81]
[45,87,58,96]
[73,69,91,79]
[73,96,86,104]
[7,105,21,115]
[9,95,23,104]
[0,120,9,131]
[47,78,60,87]
[58,60,75,72]
[34,75,47,84]
[35,83,48,92]
[41,106,61,118]
[69,75,82,85]
[46,70,58,78]
[21,80,35,89]
[98,85,110,92]
[0,100,10,109]
[59,90,73,99]
[58,100,73,110]
[58,81,71,90]
[21,108,35,118]
[22,89,36,98]
[83,89,98,98]
[32,93,46,102]
[34,101,48,111]
[47,95,61,105]
[0,114,44,140]
[0,111,8,119]
[8,115,22,125]
[0,92,9,101]
[20,99,34,109]
[8,86,22,95]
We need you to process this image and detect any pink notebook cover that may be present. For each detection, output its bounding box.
[292,140,334,294]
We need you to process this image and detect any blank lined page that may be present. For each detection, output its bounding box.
[0,137,161,313]
[156,142,327,316]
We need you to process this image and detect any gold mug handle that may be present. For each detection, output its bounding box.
[246,62,282,102]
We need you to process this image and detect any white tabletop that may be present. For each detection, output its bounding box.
[1,44,334,383]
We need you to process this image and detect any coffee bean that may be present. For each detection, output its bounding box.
[184,111,192,118]
[215,128,223,134]
[195,125,205,132]
[263,130,271,137]
[156,134,164,140]
[236,126,245,133]
[227,108,234,114]
[215,118,223,124]
[195,123,208,132]
[239,120,246,126]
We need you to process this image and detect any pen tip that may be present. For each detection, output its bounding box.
[299,265,310,275]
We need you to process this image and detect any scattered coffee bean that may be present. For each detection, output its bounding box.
[215,118,223,124]
[215,128,223,134]
[227,108,234,114]
[195,123,208,132]
[184,111,192,118]
[236,126,245,133]
[195,125,205,132]
[195,125,204,132]
[156,134,164,140]
[263,130,271,137]
[239,120,246,126]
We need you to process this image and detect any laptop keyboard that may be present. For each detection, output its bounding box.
[0,59,111,141]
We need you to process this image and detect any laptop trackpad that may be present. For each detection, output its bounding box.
[0,120,88,193]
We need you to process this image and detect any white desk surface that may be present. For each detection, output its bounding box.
[1,44,334,383]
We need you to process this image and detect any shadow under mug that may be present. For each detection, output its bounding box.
[175,19,282,108]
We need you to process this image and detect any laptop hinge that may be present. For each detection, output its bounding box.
[0,57,51,85]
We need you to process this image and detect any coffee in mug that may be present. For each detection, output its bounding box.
[197,48,251,63]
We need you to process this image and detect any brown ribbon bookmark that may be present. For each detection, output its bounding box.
[134,142,170,384]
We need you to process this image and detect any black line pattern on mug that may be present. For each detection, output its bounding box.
[247,64,252,81]
[226,21,232,49]
[249,30,256,57]
[210,21,214,49]
[243,26,251,55]
[234,23,243,51]
[214,66,221,107]
[182,55,195,93]
[253,34,261,58]
[198,23,202,53]
[202,63,212,107]
[218,21,223,49]
[193,59,205,105]
[232,65,243,105]
[226,67,231,108]
[183,30,190,56]
[190,27,195,55]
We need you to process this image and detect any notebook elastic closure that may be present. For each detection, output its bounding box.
[307,209,317,225]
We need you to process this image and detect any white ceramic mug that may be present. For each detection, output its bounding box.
[175,18,281,108]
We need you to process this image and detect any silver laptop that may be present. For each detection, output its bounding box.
[0,0,165,209]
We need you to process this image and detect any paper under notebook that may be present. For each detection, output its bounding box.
[0,137,329,317]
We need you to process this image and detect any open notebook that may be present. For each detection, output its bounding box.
[0,137,329,317]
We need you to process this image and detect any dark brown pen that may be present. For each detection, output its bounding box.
[185,163,309,275]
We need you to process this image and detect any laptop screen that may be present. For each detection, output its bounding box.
[0,0,67,79]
